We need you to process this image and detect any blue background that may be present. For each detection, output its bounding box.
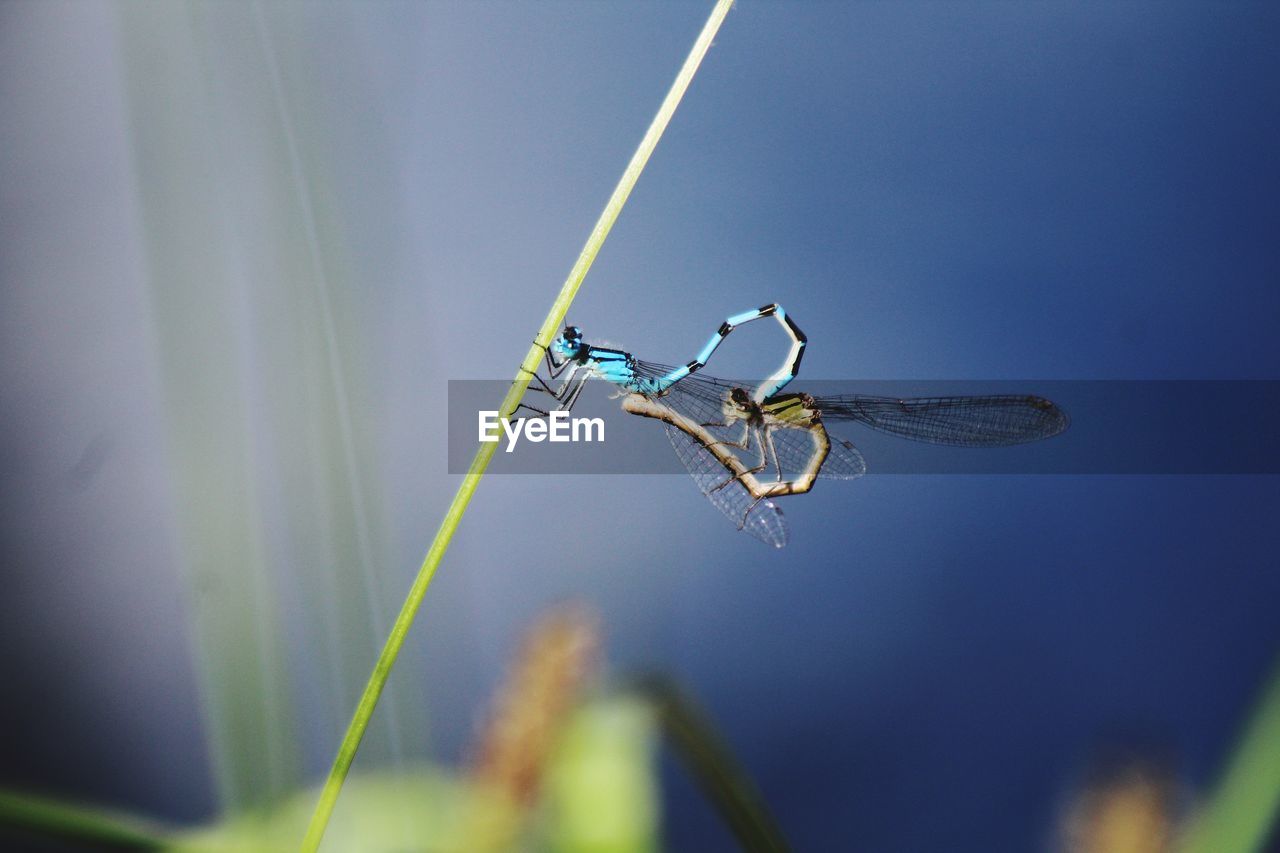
[2,2,1278,850]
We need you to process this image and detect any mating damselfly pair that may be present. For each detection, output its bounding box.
[515,305,1067,547]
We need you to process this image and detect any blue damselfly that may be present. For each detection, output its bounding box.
[518,305,1067,547]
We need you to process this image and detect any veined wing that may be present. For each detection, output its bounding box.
[762,422,867,481]
[822,434,867,479]
[814,394,1067,447]
[632,362,868,481]
[630,360,737,421]
[665,423,788,548]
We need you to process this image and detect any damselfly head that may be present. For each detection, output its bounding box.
[729,387,755,409]
[722,387,759,423]
[552,326,584,359]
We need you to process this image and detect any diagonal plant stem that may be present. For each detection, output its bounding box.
[301,2,735,848]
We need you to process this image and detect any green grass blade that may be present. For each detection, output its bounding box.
[300,2,736,849]
[544,697,661,853]
[1181,655,1280,853]
[116,3,304,810]
[0,789,171,850]
[631,676,790,853]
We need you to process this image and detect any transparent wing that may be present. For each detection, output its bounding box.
[760,424,867,481]
[632,361,868,482]
[821,433,867,479]
[665,423,788,548]
[630,361,743,439]
[814,394,1068,447]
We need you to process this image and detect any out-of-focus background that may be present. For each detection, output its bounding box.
[2,1,1278,850]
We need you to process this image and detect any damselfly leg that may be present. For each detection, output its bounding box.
[513,339,589,419]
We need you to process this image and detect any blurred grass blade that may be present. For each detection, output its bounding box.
[544,698,661,853]
[0,789,170,851]
[301,2,736,849]
[1181,655,1280,853]
[632,675,790,853]
[116,3,304,811]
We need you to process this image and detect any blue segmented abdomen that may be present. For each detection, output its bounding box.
[578,303,807,400]
[663,303,807,401]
